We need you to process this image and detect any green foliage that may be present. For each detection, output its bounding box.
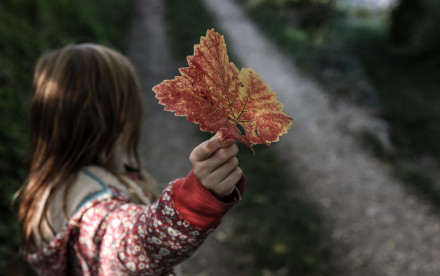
[0,0,131,273]
[0,86,27,274]
[1,0,130,49]
[354,22,440,212]
[390,0,440,58]
[164,0,242,67]
[393,163,440,207]
[389,0,423,45]
[360,129,440,210]
[164,0,218,60]
[359,129,390,160]
[248,0,335,32]
[346,25,440,161]
[386,0,440,155]
[233,145,331,275]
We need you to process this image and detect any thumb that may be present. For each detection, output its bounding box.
[191,133,236,162]
[214,132,235,148]
[190,133,224,162]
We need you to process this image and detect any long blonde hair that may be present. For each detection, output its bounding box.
[19,44,156,249]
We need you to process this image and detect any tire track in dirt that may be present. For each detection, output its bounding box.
[127,0,198,185]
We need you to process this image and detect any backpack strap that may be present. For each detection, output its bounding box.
[73,168,113,214]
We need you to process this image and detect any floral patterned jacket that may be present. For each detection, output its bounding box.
[22,167,245,275]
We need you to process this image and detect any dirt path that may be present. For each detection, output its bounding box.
[126,1,244,275]
[127,0,197,185]
[201,0,440,275]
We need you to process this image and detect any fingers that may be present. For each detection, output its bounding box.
[192,143,238,180]
[216,167,243,197]
[190,134,221,163]
[189,133,243,198]
[210,143,239,168]
[201,159,242,197]
[203,156,239,187]
[190,133,236,163]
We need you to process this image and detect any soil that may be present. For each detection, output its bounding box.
[127,0,440,275]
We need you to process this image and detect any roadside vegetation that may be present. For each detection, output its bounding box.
[164,0,333,275]
[233,144,332,275]
[238,0,440,209]
[0,0,131,273]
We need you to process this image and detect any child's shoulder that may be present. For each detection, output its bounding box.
[47,166,116,231]
[63,166,146,213]
[48,166,149,227]
[33,166,137,249]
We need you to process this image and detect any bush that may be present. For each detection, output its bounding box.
[0,0,131,273]
[390,0,440,59]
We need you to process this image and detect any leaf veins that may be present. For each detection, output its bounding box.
[153,29,292,152]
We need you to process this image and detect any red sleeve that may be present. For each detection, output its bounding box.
[172,170,246,230]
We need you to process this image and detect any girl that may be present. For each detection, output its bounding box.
[19,44,245,275]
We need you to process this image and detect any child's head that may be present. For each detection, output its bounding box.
[31,43,143,173]
[21,44,144,246]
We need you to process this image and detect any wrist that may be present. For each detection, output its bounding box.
[214,186,242,203]
[172,170,243,230]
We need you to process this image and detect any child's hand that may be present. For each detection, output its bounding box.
[190,133,243,198]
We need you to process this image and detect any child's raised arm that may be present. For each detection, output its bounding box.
[190,133,243,198]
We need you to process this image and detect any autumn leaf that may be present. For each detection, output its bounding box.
[153,29,292,152]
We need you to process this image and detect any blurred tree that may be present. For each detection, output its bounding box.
[390,0,440,59]
[416,0,440,58]
[389,0,422,45]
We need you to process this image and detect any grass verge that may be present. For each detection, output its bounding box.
[346,25,440,161]
[163,0,331,274]
[344,21,440,211]
[0,0,131,274]
[233,144,331,275]
[360,129,440,210]
[164,0,218,61]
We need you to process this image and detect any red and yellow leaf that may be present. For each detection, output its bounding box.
[153,29,292,152]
